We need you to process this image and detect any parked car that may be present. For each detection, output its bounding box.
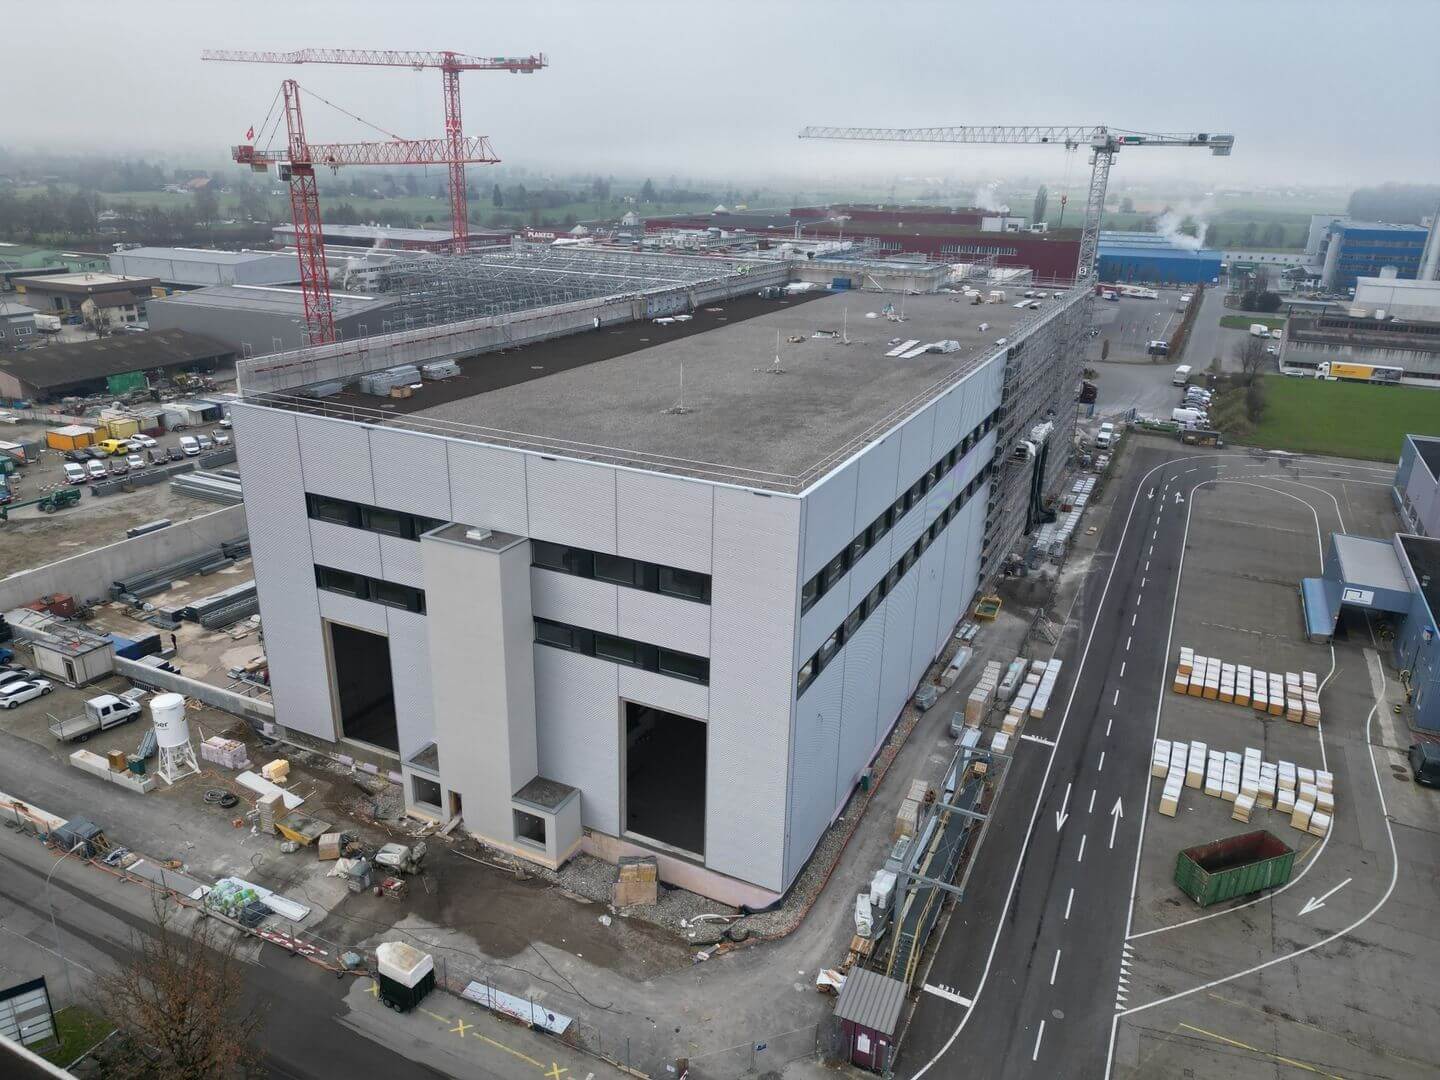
[128,433,158,449]
[0,680,54,709]
[86,446,110,460]
[1095,421,1117,449]
[64,462,87,484]
[1409,742,1440,787]
[166,446,185,462]
[196,434,214,451]
[179,436,200,456]
[64,449,91,463]
[109,459,129,476]
[86,460,108,481]
[126,453,145,470]
[96,438,130,456]
[0,667,39,687]
[212,430,231,446]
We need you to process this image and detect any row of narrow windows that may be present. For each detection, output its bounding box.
[533,618,710,684]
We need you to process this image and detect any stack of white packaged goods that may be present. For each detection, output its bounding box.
[1159,742,1187,817]
[965,661,1002,726]
[1152,738,1173,779]
[1267,673,1285,717]
[1219,663,1236,703]
[1221,751,1242,802]
[1235,663,1252,707]
[1204,750,1225,797]
[1186,740,1206,789]
[1173,647,1195,693]
[1257,762,1278,808]
[999,658,1026,702]
[1285,672,1305,722]
[991,730,1010,754]
[1276,761,1297,813]
[1029,659,1063,720]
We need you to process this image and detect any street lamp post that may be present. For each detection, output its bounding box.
[45,841,85,1004]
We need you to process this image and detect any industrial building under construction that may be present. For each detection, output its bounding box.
[231,242,1087,904]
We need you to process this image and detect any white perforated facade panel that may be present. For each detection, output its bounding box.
[317,590,388,634]
[308,520,383,577]
[707,487,800,892]
[852,432,902,532]
[527,456,617,553]
[896,407,937,490]
[447,441,529,534]
[801,458,859,579]
[618,666,709,722]
[385,608,435,760]
[377,533,425,588]
[785,654,843,884]
[616,471,713,573]
[837,612,884,792]
[616,589,711,658]
[296,414,375,504]
[530,568,619,634]
[232,404,335,742]
[368,427,453,521]
[877,567,919,734]
[534,645,621,836]
[909,544,946,688]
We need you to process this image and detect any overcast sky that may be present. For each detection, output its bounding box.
[8,0,1439,188]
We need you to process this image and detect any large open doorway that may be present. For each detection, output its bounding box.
[624,702,706,857]
[329,622,398,753]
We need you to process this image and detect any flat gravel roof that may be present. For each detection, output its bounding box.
[407,289,1055,486]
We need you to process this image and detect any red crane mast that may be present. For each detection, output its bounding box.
[203,47,546,253]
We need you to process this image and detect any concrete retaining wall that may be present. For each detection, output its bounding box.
[0,503,248,609]
[114,655,274,723]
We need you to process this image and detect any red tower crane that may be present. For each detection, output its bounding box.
[203,47,547,253]
[231,79,504,344]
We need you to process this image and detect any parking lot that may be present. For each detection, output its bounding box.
[0,418,235,577]
[1112,451,1440,1078]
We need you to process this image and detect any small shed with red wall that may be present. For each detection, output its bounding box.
[833,966,906,1072]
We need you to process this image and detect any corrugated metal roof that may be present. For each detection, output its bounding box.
[1333,534,1409,594]
[833,967,906,1033]
[114,247,286,265]
[1098,245,1221,260]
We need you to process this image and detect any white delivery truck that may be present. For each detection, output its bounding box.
[48,694,143,742]
[1172,364,1193,386]
[1249,324,1270,338]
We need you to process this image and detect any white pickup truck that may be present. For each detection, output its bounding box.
[48,693,143,743]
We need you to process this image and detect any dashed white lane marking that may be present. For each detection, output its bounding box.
[1145,561,1149,572]
[1140,577,1147,588]
[1131,613,1137,627]
[1125,636,1132,651]
[1089,788,1098,812]
[1148,545,1153,556]
[1065,887,1075,920]
[1152,529,1158,540]
[922,983,973,1008]
[1050,948,1062,985]
[1112,688,1120,706]
[1077,835,1087,863]
[1119,661,1127,678]
[1098,751,1106,772]
[1136,592,1143,606]
[1033,1019,1046,1061]
[1105,716,1113,737]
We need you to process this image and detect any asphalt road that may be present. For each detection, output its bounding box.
[901,442,1221,1079]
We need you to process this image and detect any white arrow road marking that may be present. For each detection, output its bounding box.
[1109,797,1125,849]
[1055,782,1072,831]
[922,984,973,1007]
[1174,491,1185,504]
[1147,487,1154,500]
[1032,1020,1046,1061]
[1299,878,1352,916]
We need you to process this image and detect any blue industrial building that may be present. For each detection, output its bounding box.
[1096,233,1222,285]
[1320,221,1429,293]
[1394,434,1440,537]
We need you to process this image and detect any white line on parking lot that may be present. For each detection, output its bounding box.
[1050,949,1062,985]
[1033,1020,1046,1061]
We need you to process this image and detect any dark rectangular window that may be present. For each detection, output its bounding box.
[797,658,816,695]
[532,540,577,572]
[844,605,863,640]
[658,565,710,603]
[867,515,887,547]
[307,494,361,528]
[818,630,842,668]
[534,619,578,650]
[594,634,639,667]
[822,551,847,592]
[362,507,406,538]
[594,553,640,587]
[658,649,708,684]
[801,575,820,614]
[885,564,902,592]
[864,581,884,618]
[315,566,367,598]
[370,580,426,613]
[848,533,868,565]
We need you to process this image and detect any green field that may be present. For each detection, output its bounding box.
[41,1005,115,1067]
[1220,315,1286,331]
[1242,375,1440,461]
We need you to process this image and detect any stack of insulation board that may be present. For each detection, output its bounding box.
[998,658,1026,703]
[1029,659,1062,720]
[1158,741,1187,816]
[1173,647,1194,693]
[1235,664,1252,707]
[1152,738,1173,778]
[966,661,1003,726]
[1204,750,1224,797]
[1185,740,1206,789]
[1173,651,1322,722]
[1221,751,1242,802]
[1285,672,1304,722]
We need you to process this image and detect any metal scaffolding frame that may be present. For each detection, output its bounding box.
[376,243,759,328]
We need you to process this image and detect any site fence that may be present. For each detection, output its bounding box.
[679,1023,822,1078]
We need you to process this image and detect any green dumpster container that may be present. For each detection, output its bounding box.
[1174,830,1295,907]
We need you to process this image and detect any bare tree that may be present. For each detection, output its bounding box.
[1236,336,1270,381]
[92,900,266,1079]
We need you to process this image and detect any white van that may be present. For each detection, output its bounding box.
[1172,407,1207,426]
[64,462,87,484]
[86,459,109,480]
[179,436,200,456]
[1172,364,1193,386]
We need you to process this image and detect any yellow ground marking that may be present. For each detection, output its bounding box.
[450,1018,473,1038]
[421,1008,451,1024]
[545,1065,568,1079]
[1205,991,1436,1072]
[1178,1022,1345,1078]
[365,979,379,996]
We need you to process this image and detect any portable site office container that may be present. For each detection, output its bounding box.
[833,967,905,1073]
[45,425,97,451]
[375,941,435,1013]
[31,636,115,687]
